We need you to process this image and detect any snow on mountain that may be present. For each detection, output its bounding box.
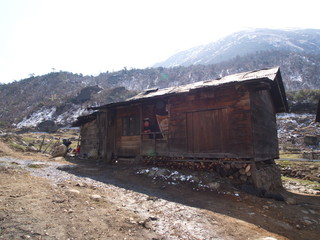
[154,29,320,68]
[16,107,57,128]
[16,105,93,128]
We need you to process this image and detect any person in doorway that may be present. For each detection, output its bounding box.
[62,139,72,148]
[143,118,154,138]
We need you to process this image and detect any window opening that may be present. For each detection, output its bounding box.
[122,116,140,136]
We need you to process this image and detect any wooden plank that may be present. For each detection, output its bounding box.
[163,152,253,159]
[149,158,252,163]
[106,109,116,154]
[114,105,141,157]
[250,89,279,160]
[187,112,193,153]
[167,85,255,158]
[117,136,140,156]
[188,108,230,153]
[155,140,168,154]
[141,139,155,155]
[168,112,187,152]
[120,136,140,141]
[169,86,250,114]
[96,112,108,159]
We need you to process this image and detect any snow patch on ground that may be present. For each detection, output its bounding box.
[277,113,314,120]
[136,167,222,191]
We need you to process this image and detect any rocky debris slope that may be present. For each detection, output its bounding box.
[279,162,320,183]
[277,113,320,155]
[276,160,320,195]
[282,179,320,196]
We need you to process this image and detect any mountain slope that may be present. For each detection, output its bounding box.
[212,50,320,90]
[0,72,136,127]
[154,29,320,67]
[1,29,320,128]
[2,53,319,128]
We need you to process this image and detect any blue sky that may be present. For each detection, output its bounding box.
[1,0,320,83]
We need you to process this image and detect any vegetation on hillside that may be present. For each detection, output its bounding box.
[287,89,320,113]
[1,49,320,127]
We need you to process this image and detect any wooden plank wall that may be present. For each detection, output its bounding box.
[106,109,116,160]
[95,84,278,160]
[96,112,108,160]
[115,105,141,156]
[251,89,279,160]
[168,85,254,158]
[187,108,229,153]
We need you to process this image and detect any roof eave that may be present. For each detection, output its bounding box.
[90,67,289,112]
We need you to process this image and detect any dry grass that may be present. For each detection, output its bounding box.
[279,153,303,159]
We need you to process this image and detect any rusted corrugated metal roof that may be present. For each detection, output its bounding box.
[91,66,288,112]
[127,67,279,101]
[72,112,97,127]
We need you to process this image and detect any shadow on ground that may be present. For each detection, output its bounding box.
[61,156,320,240]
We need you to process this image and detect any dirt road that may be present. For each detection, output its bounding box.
[0,152,319,239]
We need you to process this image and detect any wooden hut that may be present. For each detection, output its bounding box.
[75,67,289,191]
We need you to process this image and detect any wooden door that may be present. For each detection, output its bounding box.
[187,108,229,153]
[115,106,141,157]
[106,109,116,156]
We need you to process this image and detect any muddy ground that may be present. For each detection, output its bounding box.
[0,140,320,239]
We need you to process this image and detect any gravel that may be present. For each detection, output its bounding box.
[0,157,103,188]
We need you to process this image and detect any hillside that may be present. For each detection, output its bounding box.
[1,61,319,128]
[0,72,136,128]
[1,28,320,128]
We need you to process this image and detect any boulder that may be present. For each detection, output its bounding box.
[154,168,169,177]
[26,146,37,152]
[207,182,220,190]
[90,194,102,201]
[87,149,98,159]
[51,144,67,158]
[284,197,297,205]
[37,120,58,133]
[239,175,248,182]
[52,156,65,161]
[304,135,319,146]
[67,189,80,194]
[251,162,283,192]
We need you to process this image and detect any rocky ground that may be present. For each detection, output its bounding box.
[277,160,320,195]
[1,120,320,240]
[0,145,319,239]
[277,113,320,155]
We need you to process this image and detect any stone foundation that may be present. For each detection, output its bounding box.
[120,156,284,194]
[251,160,283,192]
[80,120,99,159]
